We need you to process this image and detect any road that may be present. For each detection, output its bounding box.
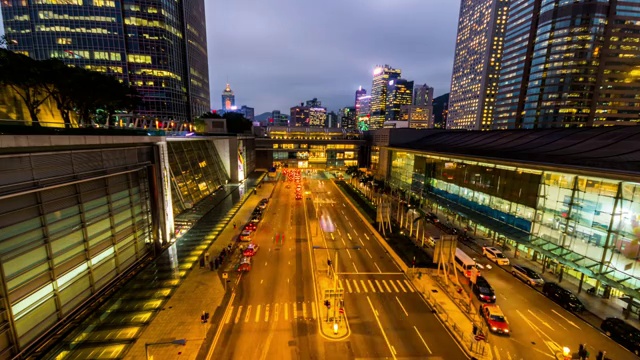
[422,223,636,359]
[210,178,323,360]
[306,175,467,359]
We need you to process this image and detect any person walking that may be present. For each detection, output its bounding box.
[233,222,237,229]
[204,252,210,269]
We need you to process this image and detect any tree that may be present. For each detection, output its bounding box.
[40,59,77,128]
[224,112,252,134]
[0,49,50,126]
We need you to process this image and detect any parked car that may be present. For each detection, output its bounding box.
[601,317,640,355]
[244,222,257,232]
[426,213,439,223]
[482,246,510,266]
[242,243,259,257]
[250,215,261,223]
[511,265,544,286]
[257,201,268,210]
[480,304,510,335]
[473,276,496,303]
[239,230,253,241]
[542,282,585,312]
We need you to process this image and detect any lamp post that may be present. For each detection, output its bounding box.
[145,338,187,360]
[313,245,360,323]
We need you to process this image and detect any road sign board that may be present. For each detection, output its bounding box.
[475,334,486,341]
[222,272,228,279]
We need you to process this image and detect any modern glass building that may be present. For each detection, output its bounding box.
[447,0,510,130]
[495,0,640,129]
[385,78,414,123]
[373,127,640,301]
[370,65,401,130]
[0,0,210,122]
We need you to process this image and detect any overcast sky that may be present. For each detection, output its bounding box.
[0,0,460,115]
[208,0,459,114]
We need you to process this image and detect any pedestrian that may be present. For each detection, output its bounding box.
[204,252,210,269]
[233,222,236,229]
[209,259,214,271]
[214,258,219,270]
[199,255,205,269]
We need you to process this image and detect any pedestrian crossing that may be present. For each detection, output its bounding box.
[338,278,415,294]
[225,301,318,324]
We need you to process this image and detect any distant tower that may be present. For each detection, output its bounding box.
[222,84,235,110]
[370,65,401,130]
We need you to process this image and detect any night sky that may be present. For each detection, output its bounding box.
[0,0,460,114]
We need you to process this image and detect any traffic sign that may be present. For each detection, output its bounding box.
[474,333,486,341]
[222,272,228,279]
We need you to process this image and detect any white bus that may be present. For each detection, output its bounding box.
[455,248,478,278]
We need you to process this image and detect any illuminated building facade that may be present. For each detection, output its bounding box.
[385,78,414,123]
[1,0,210,122]
[355,86,367,108]
[495,0,640,129]
[413,84,434,107]
[222,84,235,110]
[370,65,401,130]
[308,107,327,127]
[290,104,310,126]
[447,0,509,130]
[400,105,432,128]
[340,107,357,130]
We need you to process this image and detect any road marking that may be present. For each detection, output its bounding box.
[245,305,252,323]
[366,249,373,258]
[360,280,368,292]
[345,280,353,293]
[225,306,234,324]
[358,237,365,246]
[312,301,317,319]
[367,296,397,360]
[264,304,269,322]
[260,279,263,284]
[331,233,334,240]
[375,280,385,292]
[494,345,501,360]
[255,305,261,323]
[375,262,382,273]
[349,221,352,227]
[404,280,415,292]
[396,280,407,292]
[353,280,361,293]
[347,233,352,240]
[389,280,399,292]
[527,309,554,331]
[365,233,370,240]
[396,296,408,316]
[551,310,581,329]
[414,326,432,354]
[391,346,397,355]
[284,303,289,321]
[354,230,358,236]
[338,229,341,235]
[302,302,307,319]
[383,280,392,292]
[234,306,243,323]
[353,262,359,273]
[368,280,376,292]
[274,303,279,321]
[293,303,297,319]
[346,249,352,259]
[341,237,346,246]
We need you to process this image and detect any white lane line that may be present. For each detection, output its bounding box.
[551,310,581,329]
[245,305,252,323]
[527,309,554,331]
[234,305,243,324]
[414,326,433,354]
[341,237,346,246]
[404,280,415,292]
[353,280,361,293]
[302,302,307,319]
[274,303,279,322]
[365,233,370,240]
[353,262,359,273]
[347,233,352,240]
[284,302,289,321]
[312,301,317,319]
[375,280,385,292]
[367,296,397,360]
[360,280,368,293]
[366,249,373,258]
[349,221,352,227]
[383,280,392,292]
[293,303,297,319]
[374,262,382,273]
[354,230,358,237]
[345,280,353,293]
[225,306,234,324]
[358,237,365,246]
[264,304,270,322]
[389,280,399,293]
[346,249,352,259]
[396,296,408,316]
[255,305,262,323]
[368,280,377,292]
[396,280,407,292]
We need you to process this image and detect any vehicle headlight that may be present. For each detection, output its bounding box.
[492,296,496,299]
[492,327,497,331]
[504,329,509,333]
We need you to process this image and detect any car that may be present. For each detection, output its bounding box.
[511,265,544,286]
[257,202,267,210]
[479,304,510,335]
[295,193,302,200]
[244,223,256,232]
[482,246,510,266]
[542,282,585,312]
[239,230,253,241]
[601,317,640,355]
[473,276,496,303]
[260,198,269,203]
[250,215,261,223]
[426,212,439,223]
[242,243,259,257]
[238,257,251,272]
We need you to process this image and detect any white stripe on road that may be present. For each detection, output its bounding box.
[312,301,317,319]
[383,280,392,292]
[234,305,243,323]
[414,326,433,354]
[365,234,370,240]
[346,249,352,259]
[404,280,415,292]
[375,262,382,273]
[353,262,359,273]
[366,249,373,258]
[264,304,270,322]
[245,305,252,323]
[284,303,289,321]
[353,280,361,293]
[274,303,279,321]
[389,280,399,292]
[551,310,581,329]
[368,280,376,292]
[226,306,234,324]
[345,280,353,293]
[396,296,408,316]
[396,280,407,292]
[255,305,262,322]
[360,280,368,292]
[367,296,397,360]
[302,302,307,319]
[375,280,385,292]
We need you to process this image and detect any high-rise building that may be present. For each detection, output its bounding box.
[433,93,449,129]
[370,65,401,130]
[306,98,322,108]
[271,110,289,126]
[326,111,339,128]
[222,84,235,110]
[355,86,367,108]
[239,105,254,122]
[290,104,310,126]
[400,105,433,129]
[413,84,434,107]
[308,107,327,127]
[356,95,371,118]
[1,0,210,122]
[340,107,357,130]
[447,0,510,130]
[385,78,414,122]
[495,0,640,129]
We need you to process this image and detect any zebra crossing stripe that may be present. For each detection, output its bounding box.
[353,280,361,293]
[375,280,384,292]
[284,302,289,320]
[389,280,399,292]
[404,280,415,292]
[345,280,353,293]
[245,305,252,323]
[234,305,243,324]
[265,304,270,322]
[339,280,344,290]
[368,280,377,292]
[361,280,369,293]
[312,302,317,319]
[293,303,298,319]
[396,280,407,292]
[382,280,392,292]
[302,302,307,319]
[226,306,234,324]
[274,303,279,321]
[255,305,262,322]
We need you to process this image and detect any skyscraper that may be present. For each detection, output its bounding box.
[222,84,235,110]
[385,78,414,122]
[370,65,401,130]
[290,104,310,126]
[356,95,371,119]
[413,84,434,107]
[1,0,210,122]
[340,107,357,130]
[495,0,640,129]
[355,86,367,109]
[308,107,327,127]
[447,0,510,130]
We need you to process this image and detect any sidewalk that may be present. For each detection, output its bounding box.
[124,177,276,360]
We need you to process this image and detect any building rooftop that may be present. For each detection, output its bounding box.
[395,126,640,176]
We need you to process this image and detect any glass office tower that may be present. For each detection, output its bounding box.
[0,0,210,122]
[370,65,401,130]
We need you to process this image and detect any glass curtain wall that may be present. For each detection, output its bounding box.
[388,149,640,298]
